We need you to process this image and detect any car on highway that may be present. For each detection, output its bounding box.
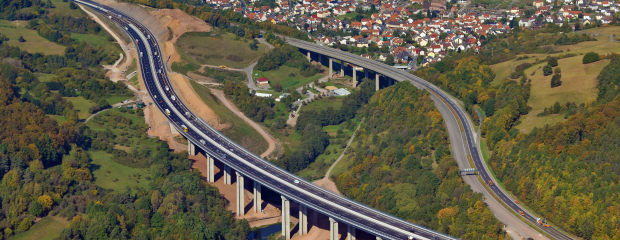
[294,180,299,184]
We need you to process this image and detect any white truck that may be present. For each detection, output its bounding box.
[164,109,170,115]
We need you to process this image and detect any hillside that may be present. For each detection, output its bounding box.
[333,82,507,239]
[490,57,620,240]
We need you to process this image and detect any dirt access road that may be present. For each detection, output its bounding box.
[210,89,277,158]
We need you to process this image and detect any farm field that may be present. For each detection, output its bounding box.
[176,31,269,69]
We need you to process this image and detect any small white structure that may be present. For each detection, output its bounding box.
[255,93,273,98]
[332,88,351,96]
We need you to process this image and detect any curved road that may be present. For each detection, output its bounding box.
[285,39,573,240]
[74,1,456,239]
[75,1,572,239]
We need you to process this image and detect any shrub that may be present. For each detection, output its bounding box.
[543,64,553,76]
[582,52,600,64]
[547,57,558,67]
[554,67,561,74]
[225,55,244,62]
[551,73,562,88]
[18,36,25,42]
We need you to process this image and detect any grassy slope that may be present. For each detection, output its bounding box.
[515,57,609,133]
[64,96,95,119]
[189,80,268,155]
[176,32,269,69]
[70,32,122,54]
[296,117,359,181]
[0,24,66,55]
[12,216,69,240]
[491,34,620,85]
[104,95,133,105]
[89,151,151,192]
[255,65,324,91]
[48,0,86,17]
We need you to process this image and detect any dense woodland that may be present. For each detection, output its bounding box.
[334,82,505,239]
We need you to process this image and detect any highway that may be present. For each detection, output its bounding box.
[73,0,458,239]
[283,40,573,240]
[74,1,572,239]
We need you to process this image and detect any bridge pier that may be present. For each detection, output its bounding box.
[347,225,356,240]
[329,58,333,78]
[364,68,368,79]
[352,67,356,88]
[298,204,308,235]
[341,60,345,77]
[318,54,322,64]
[329,217,338,240]
[253,181,262,213]
[188,141,196,156]
[207,155,214,182]
[307,51,311,61]
[236,173,245,216]
[376,237,382,240]
[376,74,380,91]
[281,196,291,239]
[224,165,232,185]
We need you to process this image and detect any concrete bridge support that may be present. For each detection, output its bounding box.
[307,51,311,61]
[352,67,356,88]
[253,181,262,213]
[281,196,291,239]
[188,141,196,156]
[341,60,345,77]
[206,155,214,182]
[376,237,382,240]
[347,225,356,240]
[224,165,232,185]
[364,68,368,79]
[298,204,308,236]
[236,173,245,216]
[376,74,380,91]
[329,58,333,78]
[329,217,339,240]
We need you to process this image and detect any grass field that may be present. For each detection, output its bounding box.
[0,25,66,55]
[104,95,134,105]
[176,31,269,69]
[256,66,324,91]
[336,12,359,20]
[63,96,95,119]
[12,216,69,240]
[491,34,620,85]
[48,0,86,17]
[89,151,151,192]
[70,32,122,54]
[48,115,68,125]
[189,80,268,155]
[35,73,56,82]
[302,96,343,112]
[581,26,620,37]
[515,57,609,133]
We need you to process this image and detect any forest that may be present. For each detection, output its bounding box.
[0,2,250,238]
[334,82,506,239]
